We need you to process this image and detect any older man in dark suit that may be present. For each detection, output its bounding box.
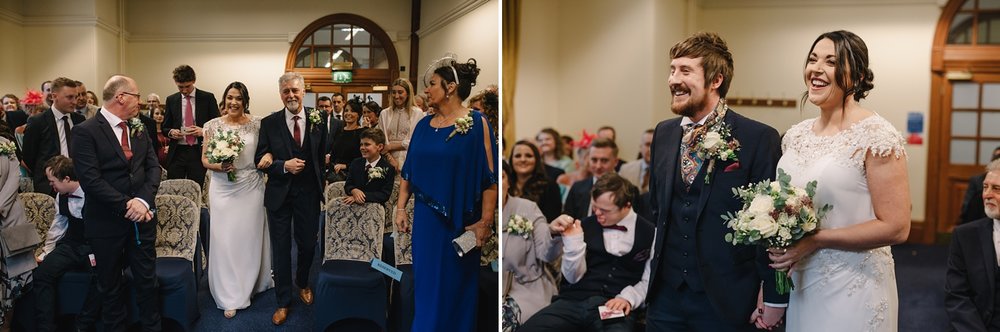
[71,75,161,332]
[645,32,787,331]
[946,159,1000,331]
[23,77,86,196]
[255,72,327,326]
[162,64,219,186]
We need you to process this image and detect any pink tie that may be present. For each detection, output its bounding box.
[183,95,195,145]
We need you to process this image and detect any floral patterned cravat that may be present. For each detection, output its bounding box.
[680,123,704,188]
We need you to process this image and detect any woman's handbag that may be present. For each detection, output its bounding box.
[501,271,522,332]
[1,223,41,257]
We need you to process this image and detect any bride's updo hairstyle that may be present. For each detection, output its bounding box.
[805,30,875,103]
[433,58,480,101]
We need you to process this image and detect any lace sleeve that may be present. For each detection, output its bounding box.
[203,118,219,141]
[851,116,906,165]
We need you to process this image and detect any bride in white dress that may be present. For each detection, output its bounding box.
[201,82,274,318]
[768,31,911,332]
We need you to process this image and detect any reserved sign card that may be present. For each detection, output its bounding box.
[370,258,403,281]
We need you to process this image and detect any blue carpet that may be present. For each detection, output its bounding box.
[894,243,950,332]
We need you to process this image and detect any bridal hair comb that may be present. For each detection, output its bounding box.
[423,52,460,88]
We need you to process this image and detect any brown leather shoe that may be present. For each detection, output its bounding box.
[299,288,314,305]
[272,308,288,325]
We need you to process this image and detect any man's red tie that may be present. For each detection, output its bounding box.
[183,95,195,145]
[292,115,302,147]
[117,122,132,161]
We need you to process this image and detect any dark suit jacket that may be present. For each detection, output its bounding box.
[946,217,999,331]
[563,176,641,221]
[22,109,85,194]
[162,89,219,164]
[70,112,160,239]
[544,164,565,182]
[5,110,27,129]
[343,156,395,204]
[646,110,786,324]
[324,113,345,155]
[961,174,988,225]
[255,109,327,211]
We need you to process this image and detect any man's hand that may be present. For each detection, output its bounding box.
[125,198,150,222]
[284,158,305,174]
[604,298,633,316]
[749,287,785,330]
[190,126,203,137]
[350,188,366,204]
[168,129,183,140]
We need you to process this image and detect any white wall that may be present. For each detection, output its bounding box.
[698,2,939,221]
[418,0,499,101]
[0,7,25,96]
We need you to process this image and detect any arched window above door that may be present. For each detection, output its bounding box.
[947,0,1000,45]
[285,13,399,87]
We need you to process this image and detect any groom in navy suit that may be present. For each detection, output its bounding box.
[645,32,787,331]
[71,75,162,331]
[255,72,327,326]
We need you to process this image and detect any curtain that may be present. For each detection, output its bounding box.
[502,0,520,155]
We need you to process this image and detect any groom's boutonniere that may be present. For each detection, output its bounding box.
[694,100,740,184]
[127,118,145,137]
[0,141,16,159]
[446,113,475,141]
[367,166,386,183]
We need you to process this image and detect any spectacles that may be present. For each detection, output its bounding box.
[120,92,141,99]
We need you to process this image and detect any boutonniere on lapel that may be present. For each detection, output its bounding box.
[505,214,533,239]
[446,113,474,141]
[127,117,145,137]
[367,166,386,183]
[693,100,740,184]
[307,109,323,130]
[0,141,16,159]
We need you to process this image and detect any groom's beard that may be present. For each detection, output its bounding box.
[670,86,707,118]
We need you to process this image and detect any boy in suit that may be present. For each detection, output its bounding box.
[343,128,395,205]
[521,173,653,332]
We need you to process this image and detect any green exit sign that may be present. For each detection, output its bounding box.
[332,71,352,83]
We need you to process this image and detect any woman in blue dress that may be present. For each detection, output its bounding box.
[394,56,497,332]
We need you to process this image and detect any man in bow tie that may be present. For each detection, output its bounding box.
[644,32,786,331]
[520,173,653,332]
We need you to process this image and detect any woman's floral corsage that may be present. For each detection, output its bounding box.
[0,141,16,159]
[307,109,323,126]
[446,113,474,141]
[505,214,533,239]
[127,118,145,137]
[367,166,386,183]
[694,100,740,184]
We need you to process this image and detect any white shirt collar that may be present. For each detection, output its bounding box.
[366,156,382,168]
[50,107,69,119]
[615,209,637,231]
[285,108,305,121]
[68,186,84,199]
[101,108,125,127]
[680,113,711,127]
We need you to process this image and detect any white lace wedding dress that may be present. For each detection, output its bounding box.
[776,115,904,332]
[204,116,273,311]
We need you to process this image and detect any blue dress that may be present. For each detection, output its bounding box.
[402,110,497,332]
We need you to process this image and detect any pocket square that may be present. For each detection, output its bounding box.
[724,162,741,173]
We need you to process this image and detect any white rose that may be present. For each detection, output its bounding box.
[702,131,723,150]
[778,228,792,240]
[802,221,817,232]
[749,215,779,238]
[747,194,774,216]
[785,195,801,208]
[769,181,781,193]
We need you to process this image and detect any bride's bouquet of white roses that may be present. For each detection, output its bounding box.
[205,128,244,182]
[723,168,832,295]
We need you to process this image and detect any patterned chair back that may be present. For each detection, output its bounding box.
[18,176,33,193]
[159,166,167,182]
[382,180,400,234]
[154,194,199,261]
[393,198,415,265]
[201,171,211,208]
[324,181,346,204]
[159,179,202,208]
[324,199,384,263]
[19,193,54,258]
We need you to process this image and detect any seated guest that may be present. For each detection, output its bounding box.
[520,173,652,332]
[619,129,654,194]
[33,156,100,332]
[509,140,562,221]
[2,94,27,129]
[947,159,1000,330]
[959,146,1000,225]
[563,138,639,221]
[501,162,561,324]
[0,136,36,329]
[537,128,574,173]
[362,100,381,129]
[342,128,395,205]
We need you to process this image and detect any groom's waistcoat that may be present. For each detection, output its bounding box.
[662,163,706,291]
[559,215,653,301]
[289,127,318,191]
